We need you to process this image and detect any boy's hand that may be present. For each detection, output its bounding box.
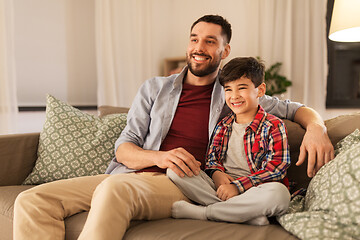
[212,171,234,189]
[217,184,239,201]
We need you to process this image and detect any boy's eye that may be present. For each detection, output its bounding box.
[207,40,215,44]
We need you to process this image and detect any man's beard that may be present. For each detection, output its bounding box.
[186,52,222,77]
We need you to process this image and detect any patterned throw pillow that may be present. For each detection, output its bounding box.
[23,95,127,185]
[278,129,360,240]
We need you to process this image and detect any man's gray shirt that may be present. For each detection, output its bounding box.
[106,67,303,174]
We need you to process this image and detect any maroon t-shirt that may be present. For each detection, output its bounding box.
[140,82,214,173]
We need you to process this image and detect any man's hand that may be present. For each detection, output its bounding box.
[212,171,234,189]
[154,147,201,177]
[217,184,239,201]
[296,123,335,177]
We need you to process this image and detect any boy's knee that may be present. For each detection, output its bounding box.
[166,168,179,181]
[260,182,290,215]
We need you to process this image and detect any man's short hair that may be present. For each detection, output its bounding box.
[191,15,232,44]
[219,57,265,87]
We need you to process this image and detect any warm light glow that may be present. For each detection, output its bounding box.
[329,0,360,42]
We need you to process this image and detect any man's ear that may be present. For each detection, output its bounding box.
[221,44,231,60]
[257,83,266,97]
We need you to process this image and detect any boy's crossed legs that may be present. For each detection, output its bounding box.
[167,169,290,225]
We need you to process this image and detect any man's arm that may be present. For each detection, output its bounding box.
[116,142,200,177]
[293,106,335,177]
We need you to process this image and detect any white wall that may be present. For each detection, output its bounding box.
[14,0,97,107]
[12,0,359,119]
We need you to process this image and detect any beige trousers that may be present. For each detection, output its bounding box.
[13,172,187,240]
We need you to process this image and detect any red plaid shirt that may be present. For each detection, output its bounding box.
[205,105,290,194]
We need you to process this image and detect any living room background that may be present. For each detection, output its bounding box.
[2,0,360,134]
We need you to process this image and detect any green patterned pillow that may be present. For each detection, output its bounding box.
[334,128,360,155]
[278,129,360,240]
[23,95,127,185]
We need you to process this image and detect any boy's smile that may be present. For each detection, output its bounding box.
[224,77,266,124]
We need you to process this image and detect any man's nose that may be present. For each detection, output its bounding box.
[194,40,206,52]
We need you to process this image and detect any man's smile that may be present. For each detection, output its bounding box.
[191,53,211,63]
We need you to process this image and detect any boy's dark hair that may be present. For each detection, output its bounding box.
[219,57,265,87]
[191,15,232,44]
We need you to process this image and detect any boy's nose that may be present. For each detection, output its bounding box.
[231,94,240,100]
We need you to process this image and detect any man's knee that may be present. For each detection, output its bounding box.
[95,174,134,197]
[15,189,33,210]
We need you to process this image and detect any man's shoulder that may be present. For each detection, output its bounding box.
[138,74,181,97]
[143,74,178,87]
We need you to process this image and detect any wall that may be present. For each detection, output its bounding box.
[12,0,359,119]
[14,0,97,107]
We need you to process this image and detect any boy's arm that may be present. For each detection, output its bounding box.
[231,120,290,194]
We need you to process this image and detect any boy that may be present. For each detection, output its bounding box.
[167,57,291,225]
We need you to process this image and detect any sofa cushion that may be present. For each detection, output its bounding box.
[0,185,35,240]
[23,95,127,185]
[282,119,309,192]
[0,133,39,186]
[278,129,360,239]
[98,105,130,117]
[326,111,360,146]
[0,186,34,219]
[123,219,298,240]
[0,185,299,240]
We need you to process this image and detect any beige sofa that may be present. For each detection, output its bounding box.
[1,107,360,240]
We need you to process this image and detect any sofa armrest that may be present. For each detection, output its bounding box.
[0,133,39,186]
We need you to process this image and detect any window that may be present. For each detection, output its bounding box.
[326,0,360,108]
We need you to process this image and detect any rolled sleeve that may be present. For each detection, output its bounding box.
[114,80,154,153]
[259,95,304,121]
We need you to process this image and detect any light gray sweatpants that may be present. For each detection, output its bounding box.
[167,169,290,223]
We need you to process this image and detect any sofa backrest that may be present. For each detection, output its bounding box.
[98,106,360,192]
[3,105,358,189]
[0,133,40,186]
[285,112,360,190]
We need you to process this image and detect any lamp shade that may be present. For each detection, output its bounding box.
[329,0,360,42]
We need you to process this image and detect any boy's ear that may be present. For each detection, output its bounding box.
[257,83,266,97]
[221,44,231,60]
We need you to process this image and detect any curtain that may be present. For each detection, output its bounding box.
[95,0,156,107]
[0,0,17,134]
[95,0,327,114]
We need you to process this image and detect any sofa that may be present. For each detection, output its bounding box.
[1,105,360,240]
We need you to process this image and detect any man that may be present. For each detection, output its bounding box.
[14,15,334,240]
